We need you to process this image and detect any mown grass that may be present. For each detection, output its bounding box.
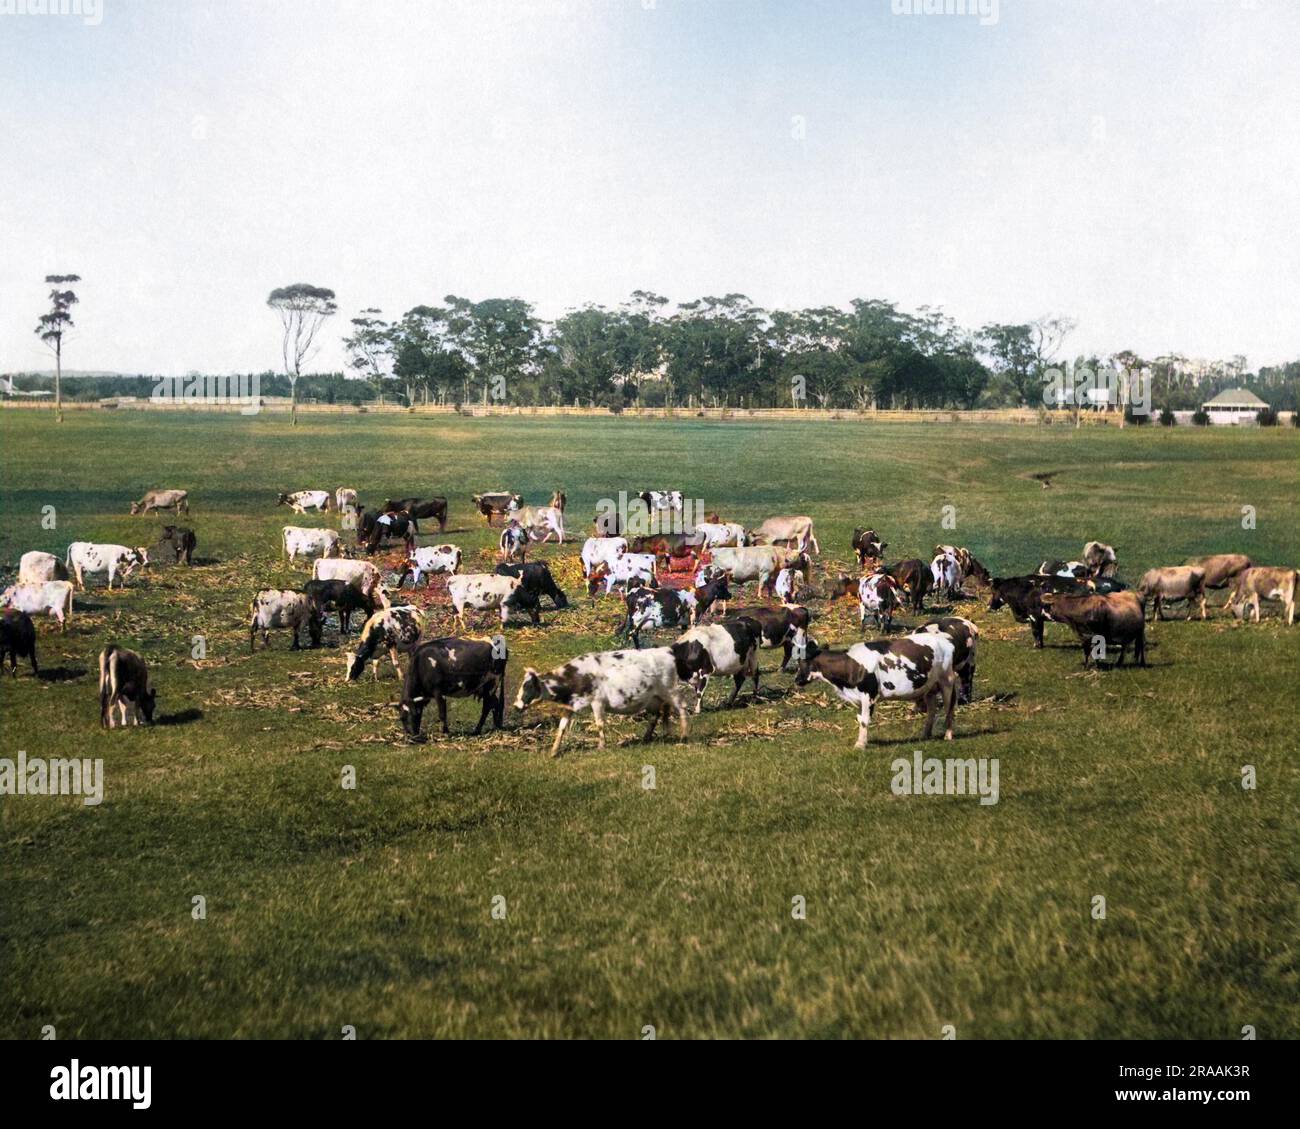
[1,411,1297,1039]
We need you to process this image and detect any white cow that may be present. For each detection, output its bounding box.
[278,490,332,513]
[248,589,322,651]
[282,525,341,562]
[18,550,69,584]
[400,545,462,587]
[335,487,359,512]
[930,549,961,598]
[694,521,747,549]
[507,499,566,543]
[709,545,809,596]
[514,647,694,756]
[311,557,382,597]
[447,574,536,630]
[589,552,657,594]
[2,580,74,631]
[65,543,149,590]
[581,536,627,578]
[748,515,819,555]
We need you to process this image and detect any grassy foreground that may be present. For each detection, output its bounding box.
[1,411,1297,1039]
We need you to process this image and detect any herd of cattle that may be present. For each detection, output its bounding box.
[1,483,1295,753]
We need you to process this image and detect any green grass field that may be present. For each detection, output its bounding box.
[1,411,1297,1039]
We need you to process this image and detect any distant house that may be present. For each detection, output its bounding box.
[1201,387,1268,425]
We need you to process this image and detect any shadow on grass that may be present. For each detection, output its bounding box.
[37,665,89,683]
[156,708,204,726]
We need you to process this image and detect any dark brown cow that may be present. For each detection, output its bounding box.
[886,558,932,612]
[1040,590,1147,668]
[851,528,887,566]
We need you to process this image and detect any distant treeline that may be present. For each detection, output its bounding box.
[10,293,1300,412]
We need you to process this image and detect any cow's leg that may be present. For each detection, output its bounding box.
[855,699,872,750]
[675,695,690,739]
[693,675,708,714]
[726,671,744,708]
[1031,616,1044,648]
[750,654,761,696]
[550,715,571,757]
[1197,590,1207,621]
[1251,595,1262,623]
[780,640,793,670]
[642,708,660,743]
[591,700,607,750]
[388,646,401,675]
[941,676,956,740]
[922,689,939,739]
[440,693,454,736]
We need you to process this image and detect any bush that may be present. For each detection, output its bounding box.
[1158,407,1175,427]
[1256,407,1278,427]
[1191,409,1210,426]
[1293,410,1299,427]
[1124,403,1149,426]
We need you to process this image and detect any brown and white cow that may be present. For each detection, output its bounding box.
[1229,567,1297,626]
[98,644,157,727]
[131,488,190,515]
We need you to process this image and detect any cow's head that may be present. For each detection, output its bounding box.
[669,638,714,684]
[343,650,367,682]
[987,582,1007,612]
[129,501,142,515]
[139,687,158,725]
[586,565,610,597]
[276,493,290,506]
[398,694,427,739]
[791,629,820,686]
[514,668,546,710]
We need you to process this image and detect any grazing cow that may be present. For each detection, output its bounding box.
[695,521,747,549]
[933,545,991,588]
[581,536,628,579]
[153,525,196,567]
[130,488,189,515]
[335,487,359,513]
[588,552,658,596]
[748,515,820,555]
[619,576,731,647]
[311,557,382,597]
[918,617,979,704]
[472,491,522,525]
[1188,553,1254,606]
[1082,541,1118,578]
[1039,559,1089,581]
[398,545,462,587]
[792,628,958,749]
[1040,590,1147,667]
[383,496,448,531]
[987,574,1089,647]
[65,543,148,590]
[629,531,706,557]
[1,580,74,631]
[18,550,69,584]
[447,574,540,629]
[278,490,332,513]
[709,545,809,597]
[1137,566,1207,621]
[930,549,962,600]
[514,647,698,756]
[1230,567,1297,626]
[672,619,763,711]
[248,589,323,652]
[498,520,528,563]
[494,561,570,610]
[885,558,932,613]
[724,604,811,670]
[851,528,887,566]
[303,578,375,635]
[364,511,418,555]
[858,570,903,632]
[0,609,38,676]
[637,490,684,513]
[506,498,566,544]
[399,636,509,739]
[98,644,156,728]
[282,525,341,562]
[344,605,425,681]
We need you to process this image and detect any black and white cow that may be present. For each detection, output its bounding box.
[918,617,979,704]
[398,545,462,587]
[282,525,341,562]
[987,574,1090,647]
[498,520,528,563]
[792,627,958,749]
[618,575,731,648]
[723,604,811,671]
[581,536,628,578]
[587,552,658,596]
[364,511,418,555]
[345,605,425,681]
[303,578,375,635]
[98,644,156,728]
[858,569,903,632]
[494,561,570,610]
[398,636,508,740]
[514,646,701,756]
[249,589,323,652]
[0,609,38,677]
[447,574,540,629]
[65,542,149,590]
[671,619,763,711]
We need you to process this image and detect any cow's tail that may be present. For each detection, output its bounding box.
[99,645,116,727]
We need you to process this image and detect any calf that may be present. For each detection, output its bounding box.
[886,558,932,613]
[581,536,628,579]
[1230,567,1297,626]
[724,604,811,670]
[858,570,903,632]
[335,487,359,513]
[498,520,528,563]
[695,521,747,549]
[514,647,697,756]
[792,628,958,749]
[472,491,522,525]
[2,580,74,631]
[1137,566,1207,621]
[1082,540,1118,578]
[399,636,508,739]
[154,525,196,566]
[494,561,570,610]
[637,489,684,513]
[1040,590,1147,667]
[130,488,189,515]
[506,499,566,544]
[65,542,148,590]
[447,574,539,629]
[672,620,763,711]
[918,617,979,704]
[748,515,819,555]
[303,578,374,635]
[282,526,341,562]
[98,644,156,727]
[0,609,38,676]
[384,496,448,531]
[987,574,1089,647]
[345,605,425,681]
[399,545,462,587]
[18,550,69,584]
[851,528,887,566]
[248,589,323,652]
[620,576,731,648]
[364,512,417,555]
[278,490,332,513]
[588,552,658,595]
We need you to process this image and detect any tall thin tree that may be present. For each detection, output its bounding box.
[35,274,81,423]
[267,283,337,425]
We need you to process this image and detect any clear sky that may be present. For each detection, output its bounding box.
[2,0,1297,375]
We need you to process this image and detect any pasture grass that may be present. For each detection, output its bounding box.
[1,411,1297,1038]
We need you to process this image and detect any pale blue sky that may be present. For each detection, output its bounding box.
[2,0,1297,374]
